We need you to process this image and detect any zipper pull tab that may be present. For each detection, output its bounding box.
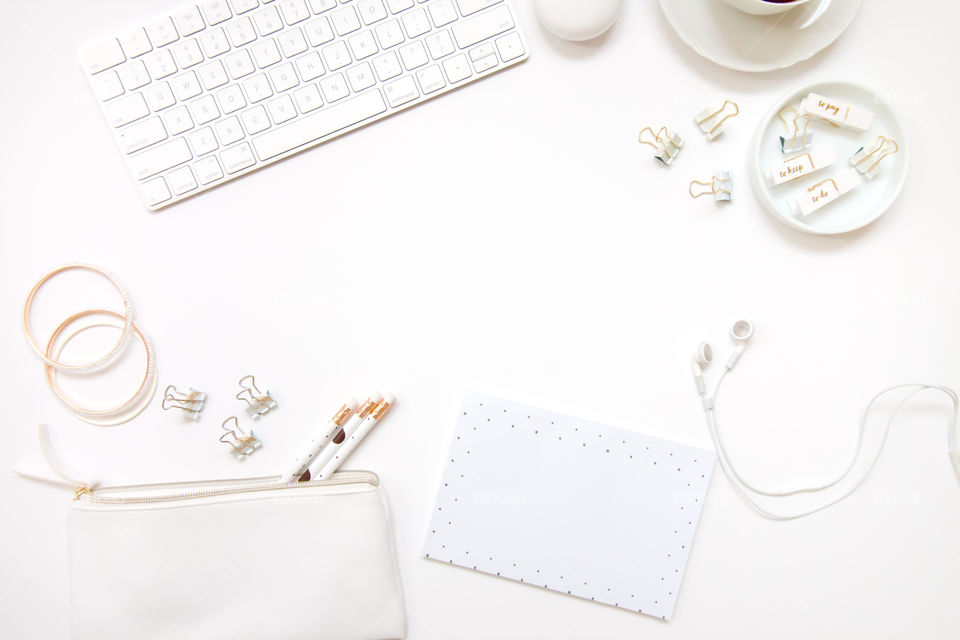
[73,486,91,501]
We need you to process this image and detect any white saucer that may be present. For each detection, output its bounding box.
[750,80,909,235]
[658,0,862,73]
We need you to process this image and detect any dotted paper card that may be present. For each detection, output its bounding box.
[423,391,715,620]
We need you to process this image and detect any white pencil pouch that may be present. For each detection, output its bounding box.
[65,471,406,640]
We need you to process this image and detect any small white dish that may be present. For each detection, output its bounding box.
[658,0,862,73]
[749,80,909,235]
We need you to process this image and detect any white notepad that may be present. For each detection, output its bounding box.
[423,392,716,620]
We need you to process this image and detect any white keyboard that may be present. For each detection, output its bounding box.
[80,0,527,211]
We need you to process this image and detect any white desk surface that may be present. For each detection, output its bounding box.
[2,1,959,638]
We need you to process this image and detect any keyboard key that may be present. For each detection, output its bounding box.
[319,73,349,101]
[129,137,192,179]
[226,49,256,78]
[168,165,199,194]
[199,27,231,56]
[91,70,124,101]
[252,38,282,67]
[468,42,493,61]
[348,30,378,59]
[119,28,153,58]
[372,51,401,80]
[242,105,272,133]
[216,84,248,113]
[145,81,176,111]
[199,60,229,89]
[105,93,150,126]
[304,16,335,46]
[242,73,274,101]
[170,71,203,101]
[310,0,337,12]
[269,62,299,90]
[472,52,497,72]
[190,96,221,125]
[146,17,179,47]
[279,0,311,24]
[332,7,362,35]
[455,0,501,17]
[220,142,256,173]
[295,51,325,80]
[386,0,413,13]
[227,16,258,46]
[81,39,126,74]
[383,75,418,107]
[357,0,387,24]
[162,105,195,134]
[253,89,386,159]
[267,94,297,123]
[321,41,351,70]
[374,19,403,48]
[415,64,444,94]
[347,62,375,91]
[174,7,207,36]
[140,176,172,206]
[495,31,523,61]
[172,39,204,68]
[254,5,284,34]
[278,27,309,56]
[452,5,512,48]
[442,53,471,82]
[399,41,427,69]
[426,29,454,59]
[194,155,224,184]
[144,49,178,79]
[118,116,168,153]
[215,115,245,144]
[231,0,260,14]
[188,125,219,153]
[118,60,152,90]
[293,83,323,112]
[201,1,234,24]
[429,0,457,27]
[401,9,430,38]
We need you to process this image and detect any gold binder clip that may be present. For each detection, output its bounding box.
[638,125,684,166]
[778,107,814,153]
[219,416,262,458]
[850,135,899,180]
[161,385,207,421]
[695,99,739,141]
[689,172,733,202]
[236,374,278,419]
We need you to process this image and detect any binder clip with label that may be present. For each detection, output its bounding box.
[791,168,862,218]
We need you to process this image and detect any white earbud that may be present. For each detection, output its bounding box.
[691,342,713,395]
[726,319,754,370]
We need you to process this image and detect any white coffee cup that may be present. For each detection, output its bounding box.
[720,0,812,16]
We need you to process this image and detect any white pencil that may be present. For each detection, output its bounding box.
[313,393,394,481]
[302,392,382,481]
[279,398,357,483]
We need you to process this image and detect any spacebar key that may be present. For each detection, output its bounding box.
[253,90,387,161]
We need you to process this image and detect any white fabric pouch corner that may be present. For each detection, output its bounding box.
[67,471,406,640]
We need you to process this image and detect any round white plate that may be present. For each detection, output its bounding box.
[750,80,909,235]
[658,0,862,73]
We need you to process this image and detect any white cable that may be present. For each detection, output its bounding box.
[701,377,959,520]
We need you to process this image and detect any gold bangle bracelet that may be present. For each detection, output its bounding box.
[44,309,153,419]
[23,264,133,371]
